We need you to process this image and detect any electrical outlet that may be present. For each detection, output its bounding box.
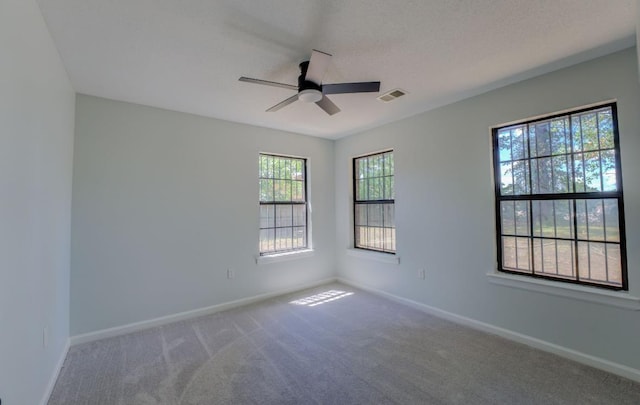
[227,268,235,279]
[43,326,49,348]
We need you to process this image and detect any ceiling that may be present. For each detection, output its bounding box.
[37,0,637,140]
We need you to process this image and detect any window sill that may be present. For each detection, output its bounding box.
[255,249,314,265]
[487,271,640,310]
[346,248,400,264]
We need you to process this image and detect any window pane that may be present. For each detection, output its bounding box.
[533,200,573,239]
[498,129,512,162]
[603,199,619,242]
[555,240,575,278]
[384,203,395,229]
[571,115,583,152]
[355,203,367,226]
[576,199,608,242]
[260,205,274,229]
[368,204,383,227]
[584,151,602,192]
[580,113,599,151]
[601,150,617,191]
[501,201,515,235]
[534,239,574,279]
[260,229,275,253]
[598,109,614,149]
[293,204,306,227]
[573,154,586,192]
[266,155,275,177]
[384,227,395,252]
[503,236,517,269]
[514,201,529,236]
[500,162,514,195]
[511,127,527,160]
[578,241,621,286]
[502,237,530,272]
[532,201,554,238]
[276,204,293,227]
[369,226,383,250]
[259,155,267,178]
[293,226,305,249]
[554,200,573,238]
[532,122,551,157]
[355,225,366,247]
[370,177,382,200]
[534,238,557,275]
[606,244,622,286]
[276,227,292,251]
[576,198,622,243]
[357,157,366,179]
[516,237,531,271]
[260,179,273,202]
[356,179,367,200]
[291,180,301,201]
[383,177,392,200]
[383,153,392,175]
[550,118,570,156]
[294,160,303,180]
[552,155,570,192]
[532,158,552,194]
[512,161,529,195]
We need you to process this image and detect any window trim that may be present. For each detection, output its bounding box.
[353,149,396,254]
[491,102,628,291]
[255,249,314,265]
[258,153,309,257]
[486,271,640,310]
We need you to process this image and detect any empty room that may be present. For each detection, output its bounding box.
[2,0,640,404]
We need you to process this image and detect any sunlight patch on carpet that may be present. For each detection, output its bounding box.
[289,290,354,307]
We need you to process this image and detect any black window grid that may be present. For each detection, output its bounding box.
[353,151,396,254]
[259,154,308,255]
[493,103,628,290]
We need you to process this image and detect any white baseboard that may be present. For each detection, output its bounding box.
[337,277,640,383]
[70,277,337,345]
[41,338,70,405]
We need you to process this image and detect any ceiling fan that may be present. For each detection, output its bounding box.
[239,49,380,116]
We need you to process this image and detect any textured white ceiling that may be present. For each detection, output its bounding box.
[37,0,637,139]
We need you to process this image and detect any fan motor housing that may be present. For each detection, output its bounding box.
[298,61,321,92]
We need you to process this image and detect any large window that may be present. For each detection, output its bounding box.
[493,103,627,290]
[259,154,307,255]
[354,150,395,253]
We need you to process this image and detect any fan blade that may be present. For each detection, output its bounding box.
[305,49,332,85]
[322,82,381,94]
[266,94,299,112]
[239,77,297,91]
[315,95,340,115]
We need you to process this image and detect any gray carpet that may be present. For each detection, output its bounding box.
[49,283,640,404]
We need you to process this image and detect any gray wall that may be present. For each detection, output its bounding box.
[0,0,75,404]
[71,95,336,335]
[335,48,640,371]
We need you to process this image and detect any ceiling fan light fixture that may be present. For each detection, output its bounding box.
[298,88,323,103]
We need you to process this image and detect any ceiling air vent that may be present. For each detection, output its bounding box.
[377,88,407,103]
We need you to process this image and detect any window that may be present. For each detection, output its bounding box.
[354,150,395,253]
[259,154,307,255]
[493,103,628,290]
